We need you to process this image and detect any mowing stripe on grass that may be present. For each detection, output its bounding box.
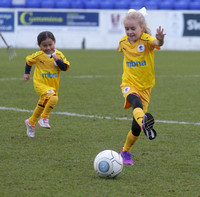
[0,106,200,126]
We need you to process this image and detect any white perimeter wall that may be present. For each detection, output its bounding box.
[0,8,200,50]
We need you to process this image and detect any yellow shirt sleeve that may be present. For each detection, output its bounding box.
[118,35,127,53]
[26,51,43,66]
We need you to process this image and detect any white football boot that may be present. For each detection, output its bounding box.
[38,118,51,129]
[25,119,35,138]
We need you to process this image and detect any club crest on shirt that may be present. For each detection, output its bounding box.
[137,44,145,52]
[124,87,130,94]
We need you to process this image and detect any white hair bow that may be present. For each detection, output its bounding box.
[128,7,148,18]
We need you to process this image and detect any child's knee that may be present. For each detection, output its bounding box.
[49,94,58,106]
[127,93,143,109]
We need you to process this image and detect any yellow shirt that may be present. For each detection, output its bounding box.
[118,33,159,91]
[26,50,70,96]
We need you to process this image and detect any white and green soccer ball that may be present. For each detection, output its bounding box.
[94,150,123,178]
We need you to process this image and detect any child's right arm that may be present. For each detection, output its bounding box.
[24,52,37,81]
[24,63,32,81]
[24,74,30,81]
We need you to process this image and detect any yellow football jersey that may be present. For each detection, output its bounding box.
[26,49,70,96]
[118,33,159,91]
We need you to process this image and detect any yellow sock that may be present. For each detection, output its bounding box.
[29,105,44,125]
[133,107,145,128]
[123,130,140,151]
[41,95,58,119]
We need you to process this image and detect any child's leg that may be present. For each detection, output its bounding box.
[127,93,144,128]
[123,130,138,151]
[127,92,156,140]
[40,93,58,119]
[29,104,45,126]
[123,118,141,151]
[28,91,58,125]
[121,118,141,165]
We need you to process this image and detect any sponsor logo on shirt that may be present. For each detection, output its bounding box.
[42,72,58,78]
[126,60,146,67]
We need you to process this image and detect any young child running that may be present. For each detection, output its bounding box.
[119,8,166,165]
[24,31,70,138]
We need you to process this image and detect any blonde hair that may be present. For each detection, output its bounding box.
[123,11,151,35]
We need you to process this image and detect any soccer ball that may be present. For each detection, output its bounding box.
[94,150,123,178]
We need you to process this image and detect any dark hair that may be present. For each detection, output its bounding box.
[37,31,56,45]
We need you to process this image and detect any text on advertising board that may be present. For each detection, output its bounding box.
[0,12,14,32]
[18,11,99,27]
[183,14,200,36]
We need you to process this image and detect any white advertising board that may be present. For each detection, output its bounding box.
[0,9,200,50]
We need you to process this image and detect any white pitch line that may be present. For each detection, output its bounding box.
[0,106,199,126]
[0,77,23,81]
[0,76,119,81]
[156,75,200,78]
[0,74,200,81]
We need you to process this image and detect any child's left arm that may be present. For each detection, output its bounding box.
[51,53,69,71]
[153,26,166,47]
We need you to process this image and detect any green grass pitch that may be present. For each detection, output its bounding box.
[0,49,199,197]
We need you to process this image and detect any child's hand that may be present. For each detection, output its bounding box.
[24,74,30,81]
[51,50,58,61]
[156,26,166,41]
[51,53,58,61]
[154,26,166,47]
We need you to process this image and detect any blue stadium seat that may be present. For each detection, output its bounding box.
[189,0,200,10]
[84,0,99,9]
[144,0,159,10]
[129,1,144,10]
[173,0,189,10]
[55,0,71,9]
[159,0,174,10]
[12,0,25,8]
[114,0,130,9]
[71,0,84,9]
[41,0,55,8]
[99,0,114,9]
[26,0,41,8]
[0,0,12,8]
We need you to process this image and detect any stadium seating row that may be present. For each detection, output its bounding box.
[0,0,200,10]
